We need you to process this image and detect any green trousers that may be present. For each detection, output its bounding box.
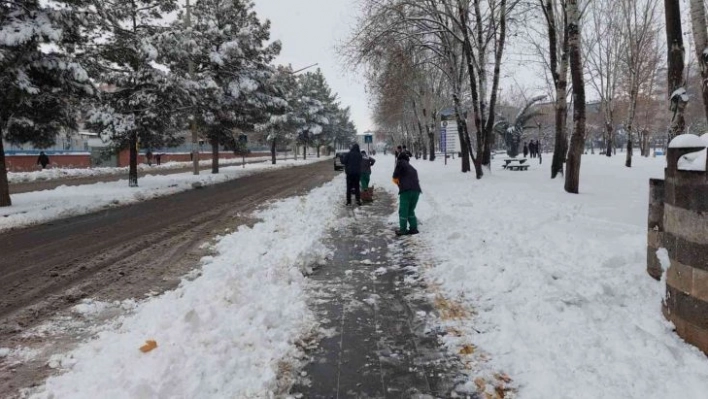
[360,172,371,191]
[398,191,420,231]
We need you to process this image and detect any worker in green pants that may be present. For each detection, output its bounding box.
[360,150,376,191]
[392,152,422,236]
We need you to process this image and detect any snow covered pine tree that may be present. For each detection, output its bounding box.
[294,69,334,160]
[160,0,283,174]
[86,0,191,187]
[0,0,96,206]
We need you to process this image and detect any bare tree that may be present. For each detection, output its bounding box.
[564,0,585,194]
[690,0,708,124]
[585,0,623,158]
[538,0,570,178]
[665,0,687,141]
[620,0,661,167]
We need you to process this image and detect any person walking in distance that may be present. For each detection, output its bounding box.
[523,142,529,158]
[343,143,363,206]
[392,152,422,236]
[402,145,412,159]
[37,151,50,169]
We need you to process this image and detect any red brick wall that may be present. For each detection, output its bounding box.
[5,155,92,172]
[117,150,267,167]
[5,151,274,172]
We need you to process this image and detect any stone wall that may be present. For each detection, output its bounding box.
[650,136,708,355]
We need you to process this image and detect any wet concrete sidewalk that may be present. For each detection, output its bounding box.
[291,191,468,398]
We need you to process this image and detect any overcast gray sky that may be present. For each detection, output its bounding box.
[251,0,556,134]
[253,0,373,134]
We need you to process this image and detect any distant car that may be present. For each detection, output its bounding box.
[334,151,348,171]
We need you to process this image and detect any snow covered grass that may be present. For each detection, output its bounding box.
[7,154,289,183]
[29,177,343,399]
[0,159,320,232]
[371,153,708,399]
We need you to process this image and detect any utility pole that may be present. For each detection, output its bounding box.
[186,0,199,175]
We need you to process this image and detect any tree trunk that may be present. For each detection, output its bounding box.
[551,83,569,177]
[211,137,219,174]
[690,0,708,124]
[271,138,277,165]
[303,144,306,160]
[625,87,639,167]
[453,94,471,173]
[605,122,614,157]
[666,0,687,141]
[0,124,12,207]
[428,114,436,161]
[545,0,570,179]
[466,129,483,179]
[316,145,320,158]
[482,0,508,168]
[565,0,586,194]
[129,132,138,187]
[458,3,484,177]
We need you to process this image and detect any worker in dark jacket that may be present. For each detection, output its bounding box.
[392,152,422,235]
[343,143,363,205]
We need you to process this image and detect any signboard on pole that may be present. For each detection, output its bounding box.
[443,120,460,154]
[440,122,447,152]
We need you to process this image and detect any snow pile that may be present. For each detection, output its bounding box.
[0,159,319,232]
[677,148,707,172]
[7,155,285,184]
[668,133,706,149]
[31,178,342,399]
[371,154,708,399]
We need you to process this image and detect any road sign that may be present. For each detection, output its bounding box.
[364,134,373,143]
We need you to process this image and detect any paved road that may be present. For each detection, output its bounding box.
[0,160,337,397]
[8,156,299,194]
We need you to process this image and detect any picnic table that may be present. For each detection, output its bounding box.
[502,158,530,171]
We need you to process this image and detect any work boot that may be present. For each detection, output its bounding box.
[395,229,408,236]
[407,229,419,235]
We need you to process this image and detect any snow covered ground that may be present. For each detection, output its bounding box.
[7,154,292,184]
[27,176,343,399]
[0,159,319,232]
[371,153,708,399]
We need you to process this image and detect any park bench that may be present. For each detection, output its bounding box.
[502,158,530,171]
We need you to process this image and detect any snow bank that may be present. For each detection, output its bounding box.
[0,159,320,232]
[30,178,342,399]
[669,134,706,149]
[371,154,708,399]
[7,155,282,184]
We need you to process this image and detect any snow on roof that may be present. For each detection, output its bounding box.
[669,134,706,148]
[677,148,707,172]
[702,133,708,145]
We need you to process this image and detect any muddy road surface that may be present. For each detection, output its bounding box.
[0,160,337,397]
